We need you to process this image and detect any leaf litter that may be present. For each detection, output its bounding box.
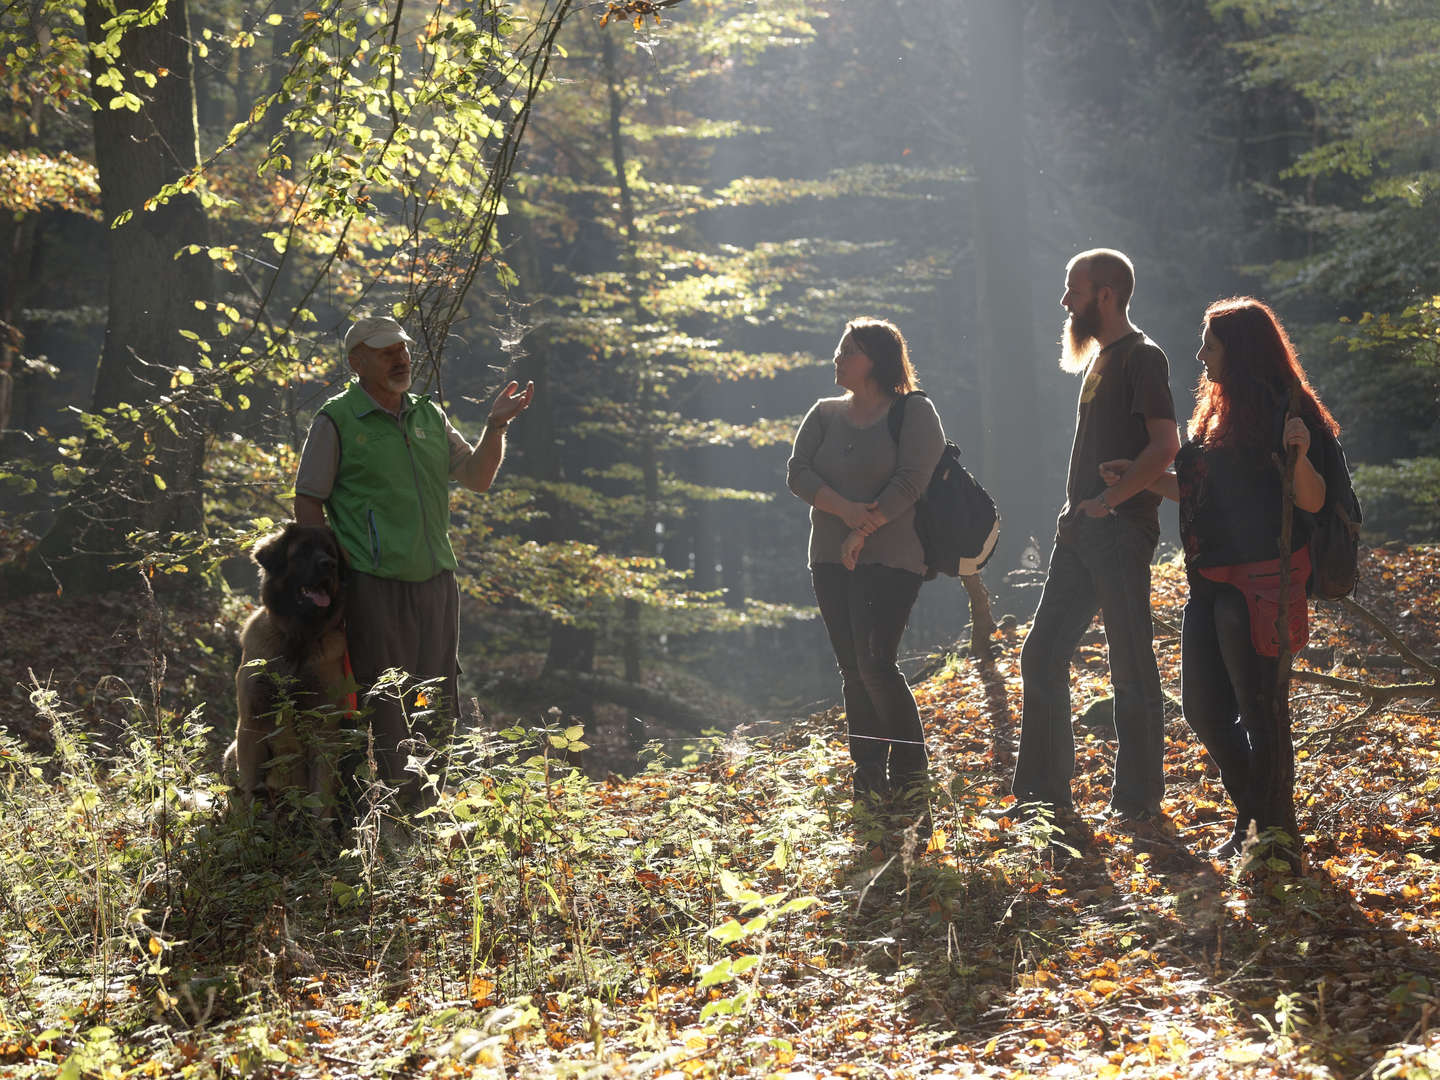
[0,545,1438,1077]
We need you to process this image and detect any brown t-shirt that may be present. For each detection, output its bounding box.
[1060,330,1176,536]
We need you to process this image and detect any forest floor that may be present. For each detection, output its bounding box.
[1,544,1439,1078]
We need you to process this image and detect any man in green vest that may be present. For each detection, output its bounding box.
[295,314,534,806]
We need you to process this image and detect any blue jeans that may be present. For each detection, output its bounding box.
[1012,515,1166,813]
[1181,573,1289,836]
[811,563,928,796]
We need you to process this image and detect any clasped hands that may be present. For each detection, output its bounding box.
[839,499,886,571]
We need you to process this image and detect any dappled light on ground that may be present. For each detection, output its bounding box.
[1,545,1438,1077]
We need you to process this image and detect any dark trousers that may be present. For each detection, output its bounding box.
[345,569,461,804]
[1181,573,1290,836]
[811,563,928,796]
[1012,515,1166,813]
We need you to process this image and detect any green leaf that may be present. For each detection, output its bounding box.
[697,958,733,988]
[731,954,760,976]
[707,918,744,945]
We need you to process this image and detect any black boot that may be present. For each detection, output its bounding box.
[1211,815,1252,860]
[888,772,933,848]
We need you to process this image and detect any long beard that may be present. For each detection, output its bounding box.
[1059,314,1099,374]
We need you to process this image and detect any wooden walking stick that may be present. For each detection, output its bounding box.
[1270,384,1305,873]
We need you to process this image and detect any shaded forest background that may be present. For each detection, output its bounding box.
[1,0,1437,739]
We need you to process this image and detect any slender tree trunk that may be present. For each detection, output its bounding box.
[19,0,214,596]
[601,27,657,684]
[720,519,746,611]
[966,1,1045,572]
[692,501,717,591]
[0,1,51,432]
[507,208,596,721]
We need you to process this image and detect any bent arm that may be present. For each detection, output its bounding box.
[810,484,858,518]
[454,421,507,493]
[295,494,327,526]
[1107,417,1180,507]
[1146,469,1179,502]
[786,404,829,506]
[1292,444,1326,514]
[787,402,886,532]
[294,414,337,525]
[1101,457,1178,502]
[872,396,945,522]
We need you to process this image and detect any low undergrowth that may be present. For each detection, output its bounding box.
[2,546,1439,1077]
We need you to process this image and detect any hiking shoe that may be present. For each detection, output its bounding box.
[1050,805,1094,857]
[1210,818,1255,860]
[1211,833,1245,860]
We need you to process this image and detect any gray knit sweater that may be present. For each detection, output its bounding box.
[786,394,946,576]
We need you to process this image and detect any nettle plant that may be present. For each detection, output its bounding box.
[697,870,819,1035]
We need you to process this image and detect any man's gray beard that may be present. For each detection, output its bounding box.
[1059,316,1098,374]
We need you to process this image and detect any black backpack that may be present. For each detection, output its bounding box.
[887,391,1000,578]
[1305,434,1362,600]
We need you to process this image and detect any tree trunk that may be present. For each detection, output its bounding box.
[19,0,214,596]
[966,1,1045,573]
[542,624,597,726]
[600,27,656,684]
[507,208,595,720]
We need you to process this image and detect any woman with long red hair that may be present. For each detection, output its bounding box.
[1104,297,1340,864]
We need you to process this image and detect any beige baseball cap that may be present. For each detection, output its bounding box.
[344,315,414,353]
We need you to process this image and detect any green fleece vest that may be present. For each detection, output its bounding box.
[319,381,458,582]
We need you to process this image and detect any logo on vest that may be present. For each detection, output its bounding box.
[355,433,367,445]
[414,427,427,439]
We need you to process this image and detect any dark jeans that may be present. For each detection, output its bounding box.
[1181,573,1290,836]
[812,563,927,796]
[1012,514,1166,813]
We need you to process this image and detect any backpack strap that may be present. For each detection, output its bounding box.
[886,390,927,444]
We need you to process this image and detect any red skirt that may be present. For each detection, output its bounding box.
[1196,546,1311,658]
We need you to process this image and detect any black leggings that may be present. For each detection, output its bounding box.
[812,563,927,796]
[1181,573,1293,836]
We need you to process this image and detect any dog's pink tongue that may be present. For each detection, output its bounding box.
[303,587,332,608]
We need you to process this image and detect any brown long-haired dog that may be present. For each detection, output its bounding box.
[226,524,352,815]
